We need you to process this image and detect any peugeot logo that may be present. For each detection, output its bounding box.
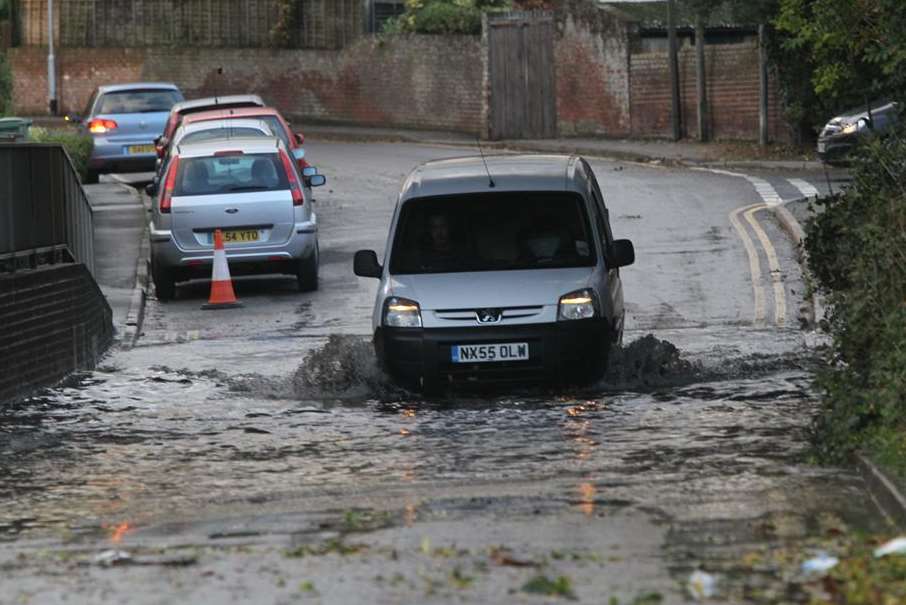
[476,308,502,324]
[225,208,239,214]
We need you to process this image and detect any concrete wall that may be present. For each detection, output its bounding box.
[9,34,485,134]
[0,264,113,404]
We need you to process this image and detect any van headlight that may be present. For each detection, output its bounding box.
[383,297,422,328]
[558,289,598,321]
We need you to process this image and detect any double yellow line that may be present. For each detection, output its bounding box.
[729,203,787,327]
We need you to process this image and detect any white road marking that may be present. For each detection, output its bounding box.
[729,203,767,324]
[788,178,820,199]
[744,206,787,327]
[695,167,785,206]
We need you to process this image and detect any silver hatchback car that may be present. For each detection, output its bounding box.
[149,137,326,300]
[354,154,635,391]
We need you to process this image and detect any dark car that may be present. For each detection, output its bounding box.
[817,100,900,165]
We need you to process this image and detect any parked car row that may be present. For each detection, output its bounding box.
[68,82,327,301]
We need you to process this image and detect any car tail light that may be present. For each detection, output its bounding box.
[279,149,304,206]
[160,156,180,214]
[88,118,118,134]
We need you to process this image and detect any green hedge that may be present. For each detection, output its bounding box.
[385,0,511,35]
[28,127,94,182]
[0,52,11,117]
[806,124,906,465]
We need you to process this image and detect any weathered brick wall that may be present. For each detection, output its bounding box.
[631,43,789,141]
[9,35,484,134]
[0,264,113,404]
[555,6,631,137]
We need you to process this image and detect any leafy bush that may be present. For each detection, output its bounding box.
[0,52,11,117]
[28,127,94,182]
[386,0,512,35]
[806,124,906,463]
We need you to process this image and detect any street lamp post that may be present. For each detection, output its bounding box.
[48,0,57,115]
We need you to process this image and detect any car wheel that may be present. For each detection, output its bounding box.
[297,244,319,292]
[82,169,99,185]
[152,259,176,302]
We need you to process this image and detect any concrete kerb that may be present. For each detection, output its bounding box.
[857,454,906,528]
[119,186,152,350]
[766,199,826,329]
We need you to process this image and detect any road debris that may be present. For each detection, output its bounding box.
[521,575,577,600]
[687,570,717,599]
[86,550,198,568]
[874,537,906,558]
[801,552,839,574]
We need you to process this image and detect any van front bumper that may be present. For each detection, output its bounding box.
[375,318,612,389]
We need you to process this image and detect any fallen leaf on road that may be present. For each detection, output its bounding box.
[490,546,537,567]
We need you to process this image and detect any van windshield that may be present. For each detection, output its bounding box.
[389,192,596,275]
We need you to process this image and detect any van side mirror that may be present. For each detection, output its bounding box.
[354,250,382,278]
[611,239,635,268]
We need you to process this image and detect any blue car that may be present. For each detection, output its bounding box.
[69,82,184,183]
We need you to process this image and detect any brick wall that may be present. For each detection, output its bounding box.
[631,43,788,141]
[0,264,113,404]
[9,35,484,134]
[555,6,631,137]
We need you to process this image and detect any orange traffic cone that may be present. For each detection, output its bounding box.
[202,229,243,310]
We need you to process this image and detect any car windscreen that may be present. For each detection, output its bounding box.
[389,192,596,275]
[179,127,268,145]
[97,90,182,114]
[172,153,289,197]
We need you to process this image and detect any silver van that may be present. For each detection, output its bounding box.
[354,154,635,390]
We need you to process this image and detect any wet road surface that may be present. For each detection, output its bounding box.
[0,143,881,604]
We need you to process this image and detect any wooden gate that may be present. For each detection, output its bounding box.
[488,12,557,140]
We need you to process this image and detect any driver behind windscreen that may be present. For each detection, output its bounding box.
[417,212,460,270]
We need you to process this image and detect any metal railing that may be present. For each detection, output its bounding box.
[0,143,95,277]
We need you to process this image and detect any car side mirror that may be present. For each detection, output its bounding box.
[292,148,305,161]
[295,132,304,145]
[308,175,326,187]
[64,113,81,124]
[145,182,158,197]
[354,250,382,278]
[302,166,318,177]
[611,239,635,268]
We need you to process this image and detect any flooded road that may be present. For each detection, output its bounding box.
[0,143,882,604]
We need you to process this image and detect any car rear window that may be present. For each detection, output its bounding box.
[389,192,596,275]
[179,127,269,145]
[97,90,182,114]
[172,153,289,197]
[258,116,291,148]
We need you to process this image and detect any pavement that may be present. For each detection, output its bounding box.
[82,181,147,342]
[301,123,826,171]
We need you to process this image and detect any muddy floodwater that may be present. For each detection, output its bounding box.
[0,332,884,603]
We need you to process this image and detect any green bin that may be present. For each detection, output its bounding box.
[0,117,33,141]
